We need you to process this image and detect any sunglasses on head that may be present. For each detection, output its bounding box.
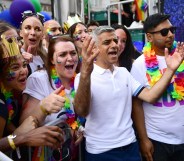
[49,34,72,42]
[148,26,176,37]
[21,10,45,25]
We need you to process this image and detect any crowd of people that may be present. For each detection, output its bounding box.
[0,10,184,161]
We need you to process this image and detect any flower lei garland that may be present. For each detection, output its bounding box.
[51,67,84,129]
[143,41,184,100]
[0,83,14,124]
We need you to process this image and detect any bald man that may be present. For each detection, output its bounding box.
[43,20,63,52]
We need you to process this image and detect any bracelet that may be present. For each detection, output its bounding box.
[40,101,50,115]
[7,134,16,150]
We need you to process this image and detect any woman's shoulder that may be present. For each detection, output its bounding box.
[28,69,48,79]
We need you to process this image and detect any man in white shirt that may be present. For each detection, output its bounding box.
[74,26,184,161]
[131,13,184,161]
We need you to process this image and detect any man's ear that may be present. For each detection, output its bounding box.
[146,33,153,42]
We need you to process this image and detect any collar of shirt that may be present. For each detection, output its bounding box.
[93,63,118,75]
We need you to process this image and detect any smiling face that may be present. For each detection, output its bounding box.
[20,16,43,50]
[115,28,127,56]
[73,23,89,52]
[0,28,28,92]
[52,41,78,80]
[95,31,119,70]
[2,55,28,92]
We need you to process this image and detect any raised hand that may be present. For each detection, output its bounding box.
[22,52,33,63]
[41,86,66,114]
[165,42,184,72]
[81,35,99,76]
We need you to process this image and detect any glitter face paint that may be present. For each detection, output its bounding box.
[6,70,16,81]
[73,34,80,41]
[46,28,54,37]
[73,26,88,42]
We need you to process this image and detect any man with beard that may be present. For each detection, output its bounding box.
[131,13,184,161]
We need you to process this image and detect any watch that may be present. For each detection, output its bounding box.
[7,134,17,150]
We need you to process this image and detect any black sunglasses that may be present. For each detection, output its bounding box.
[148,26,176,37]
[21,10,45,25]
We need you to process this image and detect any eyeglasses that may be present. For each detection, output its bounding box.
[21,10,45,25]
[148,26,176,37]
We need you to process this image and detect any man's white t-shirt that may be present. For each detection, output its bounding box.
[74,64,144,154]
[131,54,184,144]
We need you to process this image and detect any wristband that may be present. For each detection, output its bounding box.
[40,101,50,115]
[7,134,16,150]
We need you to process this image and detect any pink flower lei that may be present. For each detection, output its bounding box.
[143,41,184,100]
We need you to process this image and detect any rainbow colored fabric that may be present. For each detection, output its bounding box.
[135,0,148,21]
[143,41,184,100]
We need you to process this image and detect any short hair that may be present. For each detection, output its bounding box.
[87,20,99,28]
[143,13,170,33]
[92,26,115,43]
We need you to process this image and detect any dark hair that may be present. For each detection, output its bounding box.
[87,20,99,28]
[67,22,86,38]
[143,13,170,33]
[111,24,136,71]
[47,35,79,88]
[0,21,15,36]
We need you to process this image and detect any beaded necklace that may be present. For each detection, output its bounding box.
[0,83,14,124]
[143,41,184,100]
[51,67,84,129]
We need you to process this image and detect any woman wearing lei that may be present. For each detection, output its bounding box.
[131,13,184,161]
[0,22,64,160]
[20,35,84,161]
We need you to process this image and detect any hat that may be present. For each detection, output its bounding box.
[63,14,82,32]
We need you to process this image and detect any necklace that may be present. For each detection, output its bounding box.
[143,41,184,100]
[1,83,14,124]
[51,67,84,129]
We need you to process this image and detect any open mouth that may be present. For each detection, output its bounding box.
[19,77,27,83]
[65,64,74,70]
[108,51,118,55]
[29,38,37,44]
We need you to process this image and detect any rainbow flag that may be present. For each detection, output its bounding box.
[32,147,45,161]
[135,0,148,21]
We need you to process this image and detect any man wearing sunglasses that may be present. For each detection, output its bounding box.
[131,13,184,161]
